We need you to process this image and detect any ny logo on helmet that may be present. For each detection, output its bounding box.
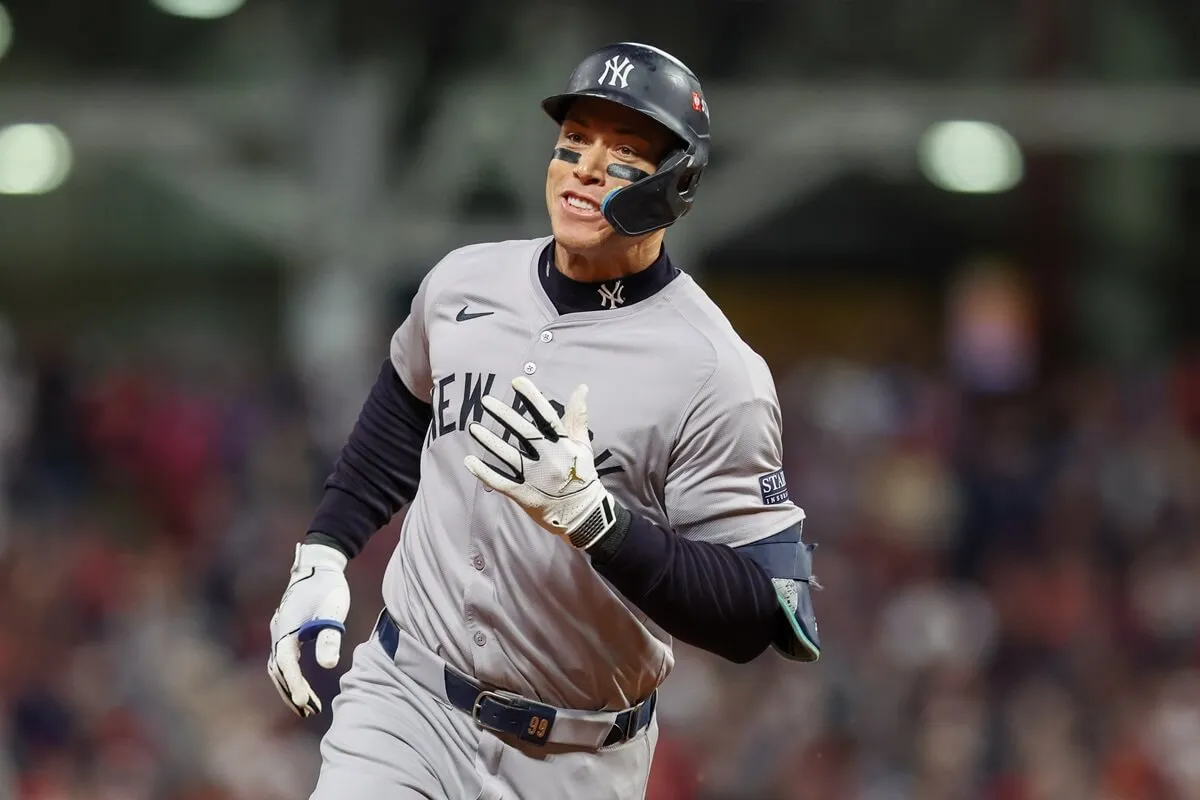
[599,56,635,89]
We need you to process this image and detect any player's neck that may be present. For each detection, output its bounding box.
[554,235,663,283]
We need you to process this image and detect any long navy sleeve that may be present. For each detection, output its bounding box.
[587,508,783,664]
[306,359,431,558]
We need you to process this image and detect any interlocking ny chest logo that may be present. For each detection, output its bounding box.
[598,280,625,309]
[599,56,635,88]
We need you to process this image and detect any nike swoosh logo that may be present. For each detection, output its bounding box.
[456,306,494,322]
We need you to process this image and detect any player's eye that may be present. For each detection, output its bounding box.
[564,132,586,146]
[615,145,638,159]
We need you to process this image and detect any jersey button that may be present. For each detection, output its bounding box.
[539,331,553,343]
[523,362,536,375]
[472,554,485,571]
[473,631,487,647]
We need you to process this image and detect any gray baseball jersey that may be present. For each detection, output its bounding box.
[379,235,804,712]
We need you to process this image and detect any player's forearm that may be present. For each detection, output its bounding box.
[587,508,781,664]
[306,359,431,558]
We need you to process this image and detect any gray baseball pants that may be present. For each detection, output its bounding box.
[308,626,658,799]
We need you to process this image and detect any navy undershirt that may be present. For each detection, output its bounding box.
[538,240,679,313]
[306,242,782,664]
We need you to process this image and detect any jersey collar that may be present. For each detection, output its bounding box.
[538,240,680,315]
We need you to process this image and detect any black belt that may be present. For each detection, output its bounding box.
[375,611,655,748]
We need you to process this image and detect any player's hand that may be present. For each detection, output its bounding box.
[464,377,620,549]
[267,542,351,718]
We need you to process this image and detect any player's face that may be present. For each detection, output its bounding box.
[546,98,675,252]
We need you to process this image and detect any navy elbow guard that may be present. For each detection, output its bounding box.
[736,523,822,662]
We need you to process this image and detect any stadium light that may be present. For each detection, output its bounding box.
[0,123,73,195]
[918,120,1024,194]
[150,0,245,19]
[0,4,13,62]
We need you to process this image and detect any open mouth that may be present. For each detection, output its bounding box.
[561,191,602,218]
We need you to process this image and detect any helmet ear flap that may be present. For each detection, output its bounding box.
[601,149,697,236]
[673,153,703,199]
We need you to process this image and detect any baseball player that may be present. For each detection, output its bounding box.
[268,42,821,800]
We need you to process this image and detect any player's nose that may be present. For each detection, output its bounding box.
[572,144,607,185]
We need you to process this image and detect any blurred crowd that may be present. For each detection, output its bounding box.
[656,347,1200,800]
[1,313,1198,800]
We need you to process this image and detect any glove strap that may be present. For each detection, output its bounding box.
[567,493,620,550]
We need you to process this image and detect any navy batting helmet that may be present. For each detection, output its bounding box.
[541,42,710,237]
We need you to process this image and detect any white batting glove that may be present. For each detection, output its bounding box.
[464,377,621,549]
[267,542,351,718]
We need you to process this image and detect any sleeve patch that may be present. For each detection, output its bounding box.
[759,469,790,505]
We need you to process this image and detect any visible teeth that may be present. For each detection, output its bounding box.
[566,195,597,211]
